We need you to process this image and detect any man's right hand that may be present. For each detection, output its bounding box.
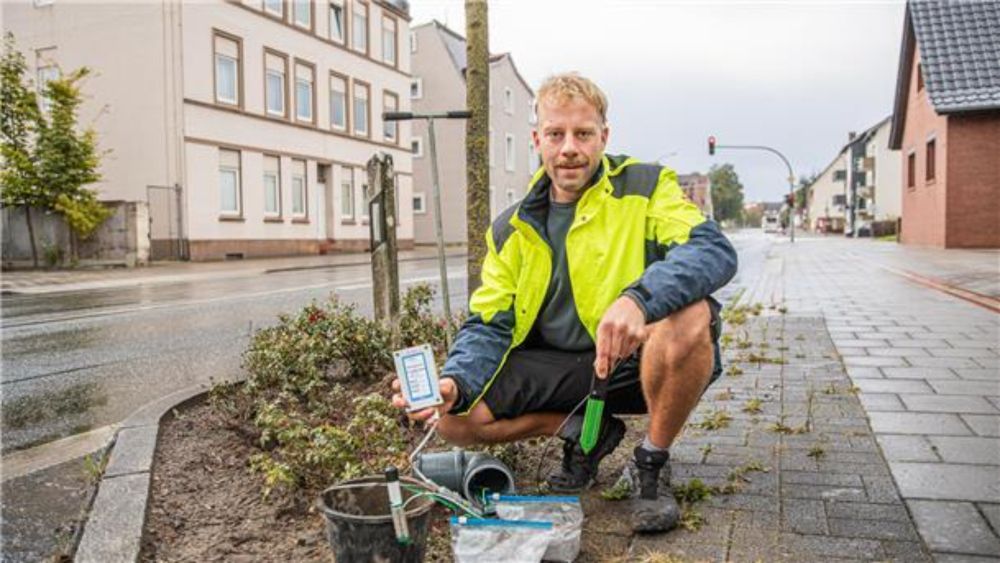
[391,377,460,422]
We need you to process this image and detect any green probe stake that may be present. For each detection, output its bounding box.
[579,374,610,454]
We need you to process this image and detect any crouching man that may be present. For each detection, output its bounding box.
[392,72,737,533]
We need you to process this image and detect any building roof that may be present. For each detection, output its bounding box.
[890,0,1000,147]
[413,20,534,95]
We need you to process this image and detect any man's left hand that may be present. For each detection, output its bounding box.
[594,297,648,379]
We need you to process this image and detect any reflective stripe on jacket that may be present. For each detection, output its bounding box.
[442,153,738,414]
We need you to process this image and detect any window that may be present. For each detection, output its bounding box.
[917,63,924,92]
[413,192,426,214]
[214,33,241,106]
[264,50,287,117]
[33,0,54,7]
[505,134,515,171]
[351,0,368,54]
[341,169,355,220]
[410,31,417,53]
[383,91,398,142]
[36,65,59,113]
[382,16,397,66]
[291,159,307,217]
[409,77,422,99]
[219,149,242,215]
[329,73,347,130]
[295,61,315,123]
[263,155,281,216]
[353,80,370,137]
[293,0,311,29]
[503,87,513,114]
[926,138,936,182]
[411,137,423,158]
[329,0,345,42]
[489,128,495,167]
[907,152,916,189]
[263,0,282,17]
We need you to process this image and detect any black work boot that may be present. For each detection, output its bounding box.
[546,415,626,493]
[615,445,680,533]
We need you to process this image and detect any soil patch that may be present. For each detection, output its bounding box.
[138,394,639,562]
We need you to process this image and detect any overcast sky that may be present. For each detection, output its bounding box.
[409,0,907,203]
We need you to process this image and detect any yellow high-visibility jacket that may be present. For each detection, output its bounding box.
[443,154,737,414]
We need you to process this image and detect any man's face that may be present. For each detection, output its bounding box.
[532,97,609,202]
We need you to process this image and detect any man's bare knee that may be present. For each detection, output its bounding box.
[646,300,713,364]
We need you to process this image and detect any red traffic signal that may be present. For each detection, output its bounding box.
[708,136,716,155]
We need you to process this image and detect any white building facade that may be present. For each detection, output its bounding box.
[4,0,414,260]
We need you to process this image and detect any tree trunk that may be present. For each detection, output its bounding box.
[465,0,490,299]
[24,206,39,268]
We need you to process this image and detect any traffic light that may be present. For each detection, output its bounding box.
[708,136,716,155]
[785,193,795,207]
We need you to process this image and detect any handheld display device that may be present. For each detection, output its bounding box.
[393,344,444,412]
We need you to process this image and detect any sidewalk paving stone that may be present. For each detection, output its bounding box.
[882,366,958,379]
[899,394,1000,413]
[908,500,1000,557]
[867,411,972,435]
[875,435,941,462]
[891,463,1000,502]
[926,436,1000,464]
[928,380,1000,396]
[853,378,935,393]
[961,414,1000,437]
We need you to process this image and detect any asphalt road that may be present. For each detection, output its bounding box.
[0,257,470,452]
[0,230,771,453]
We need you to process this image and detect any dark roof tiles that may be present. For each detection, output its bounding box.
[911,0,1000,112]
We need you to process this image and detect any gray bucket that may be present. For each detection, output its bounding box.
[318,476,435,562]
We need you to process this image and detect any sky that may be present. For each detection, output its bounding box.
[408,0,907,203]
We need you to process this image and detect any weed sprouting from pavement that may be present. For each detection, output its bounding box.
[694,408,732,430]
[600,479,632,501]
[742,397,764,414]
[807,445,826,459]
[726,365,744,377]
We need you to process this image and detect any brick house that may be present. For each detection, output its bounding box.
[889,1,1000,248]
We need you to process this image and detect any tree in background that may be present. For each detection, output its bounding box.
[708,163,744,226]
[34,67,110,261]
[465,0,489,298]
[0,33,108,267]
[1,32,42,267]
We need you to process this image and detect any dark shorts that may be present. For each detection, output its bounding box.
[482,298,724,420]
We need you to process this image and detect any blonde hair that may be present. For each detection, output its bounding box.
[535,72,609,124]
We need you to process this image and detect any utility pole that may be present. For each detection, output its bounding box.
[465,0,490,297]
[708,136,796,243]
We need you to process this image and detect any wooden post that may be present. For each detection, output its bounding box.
[367,153,399,325]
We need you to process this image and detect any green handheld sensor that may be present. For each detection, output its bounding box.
[579,375,610,454]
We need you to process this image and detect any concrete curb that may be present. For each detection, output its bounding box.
[262,251,468,274]
[73,384,209,563]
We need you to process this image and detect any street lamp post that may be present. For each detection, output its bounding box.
[384,110,472,319]
[708,139,796,243]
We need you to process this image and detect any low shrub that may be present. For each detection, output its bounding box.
[214,284,474,498]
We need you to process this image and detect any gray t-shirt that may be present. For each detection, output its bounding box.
[530,199,594,351]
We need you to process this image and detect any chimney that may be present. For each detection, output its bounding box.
[848,131,857,141]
